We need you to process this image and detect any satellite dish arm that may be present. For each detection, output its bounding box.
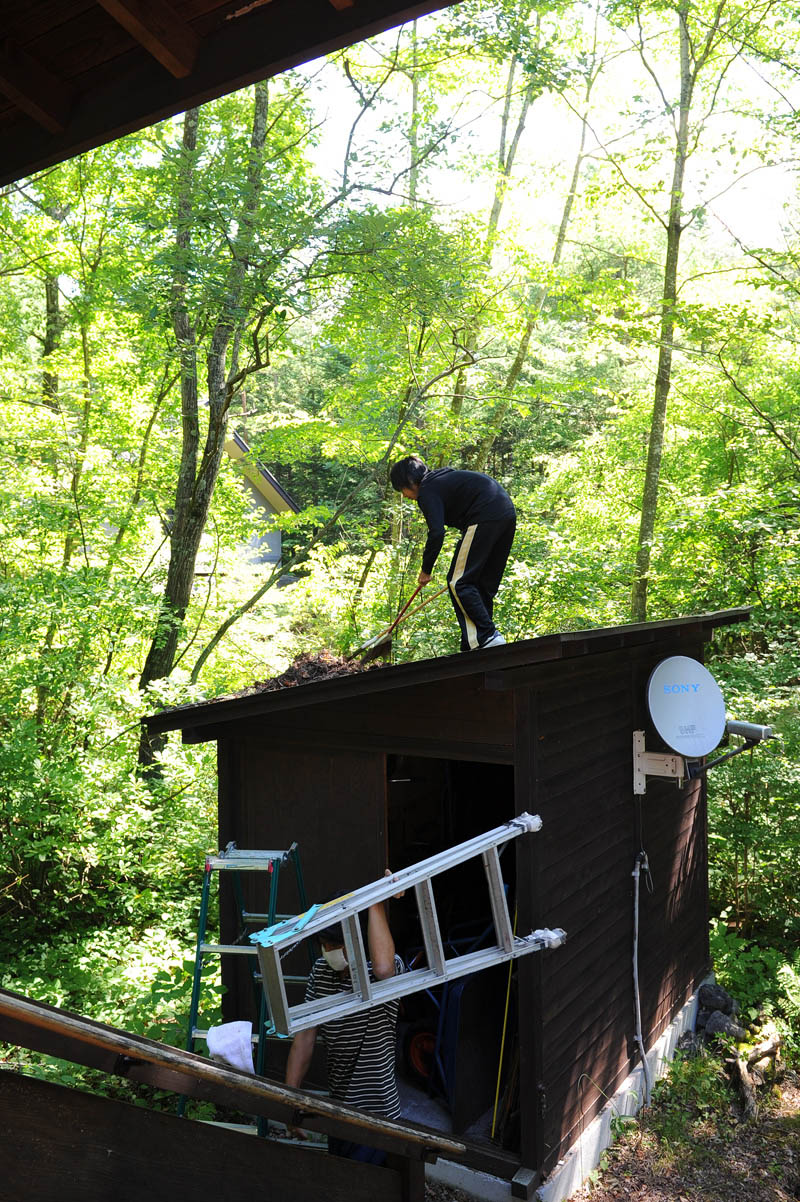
[686,720,775,779]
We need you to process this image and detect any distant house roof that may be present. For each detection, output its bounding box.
[224,430,300,515]
[143,607,750,741]
[0,0,460,189]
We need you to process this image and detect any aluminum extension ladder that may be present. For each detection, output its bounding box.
[251,813,566,1037]
[180,841,309,1115]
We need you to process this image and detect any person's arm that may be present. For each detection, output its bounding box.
[417,491,445,578]
[369,869,402,980]
[285,1025,317,1089]
[284,1025,317,1139]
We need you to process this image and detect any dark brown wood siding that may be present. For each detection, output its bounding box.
[515,637,710,1175]
[0,1069,410,1202]
[207,676,515,763]
[217,739,387,1029]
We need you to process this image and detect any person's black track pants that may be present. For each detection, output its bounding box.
[446,515,516,651]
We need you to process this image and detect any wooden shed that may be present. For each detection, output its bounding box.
[144,608,748,1191]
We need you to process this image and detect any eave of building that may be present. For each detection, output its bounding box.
[0,0,463,188]
[142,607,750,742]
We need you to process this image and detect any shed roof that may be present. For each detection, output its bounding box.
[143,607,749,741]
[0,0,459,188]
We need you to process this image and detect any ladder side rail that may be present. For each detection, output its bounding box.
[179,863,214,1117]
[268,859,281,929]
[414,879,446,976]
[482,846,514,954]
[258,943,292,1035]
[185,865,213,1052]
[342,914,372,1002]
[256,814,540,954]
[280,934,560,1035]
[291,845,310,911]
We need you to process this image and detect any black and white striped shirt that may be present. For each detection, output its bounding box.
[305,954,405,1119]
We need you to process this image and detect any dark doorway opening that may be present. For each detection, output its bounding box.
[386,755,520,1153]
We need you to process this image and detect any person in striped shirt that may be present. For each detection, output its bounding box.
[285,874,405,1164]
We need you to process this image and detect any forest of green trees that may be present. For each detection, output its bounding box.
[1,0,799,1077]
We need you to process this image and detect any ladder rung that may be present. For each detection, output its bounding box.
[342,914,371,1003]
[483,845,514,953]
[414,879,445,975]
[260,944,290,1035]
[200,943,258,955]
[206,850,291,871]
[242,912,294,923]
[252,974,308,987]
[191,1028,293,1044]
[192,1028,260,1044]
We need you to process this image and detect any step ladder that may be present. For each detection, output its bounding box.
[180,841,309,1115]
[251,813,566,1037]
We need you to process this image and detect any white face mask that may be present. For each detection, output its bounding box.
[322,947,348,973]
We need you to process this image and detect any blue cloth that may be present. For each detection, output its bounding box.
[249,903,321,947]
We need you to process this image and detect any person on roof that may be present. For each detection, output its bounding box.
[389,455,516,652]
[284,874,405,1164]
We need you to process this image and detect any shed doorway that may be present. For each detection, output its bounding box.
[386,755,520,1152]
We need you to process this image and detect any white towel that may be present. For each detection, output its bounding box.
[206,1020,255,1074]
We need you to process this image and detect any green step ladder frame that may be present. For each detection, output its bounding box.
[180,840,311,1128]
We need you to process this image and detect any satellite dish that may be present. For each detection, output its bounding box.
[646,656,726,759]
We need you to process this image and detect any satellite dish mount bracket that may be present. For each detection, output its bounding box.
[633,731,685,796]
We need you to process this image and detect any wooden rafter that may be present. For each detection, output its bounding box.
[0,0,464,188]
[0,987,465,1161]
[0,38,73,134]
[95,0,202,79]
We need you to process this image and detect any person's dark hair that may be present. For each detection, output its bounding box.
[317,922,344,946]
[389,454,428,491]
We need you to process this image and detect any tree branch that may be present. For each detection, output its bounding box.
[187,352,480,681]
[717,350,800,469]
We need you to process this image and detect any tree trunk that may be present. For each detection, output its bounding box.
[450,53,537,422]
[472,62,595,470]
[408,21,420,207]
[42,276,63,403]
[138,83,270,767]
[35,320,93,731]
[630,7,692,622]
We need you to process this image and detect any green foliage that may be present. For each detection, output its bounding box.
[706,621,800,942]
[647,1051,733,1148]
[710,920,786,1016]
[711,922,800,1064]
[775,955,800,1063]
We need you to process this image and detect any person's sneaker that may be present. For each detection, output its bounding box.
[478,632,506,649]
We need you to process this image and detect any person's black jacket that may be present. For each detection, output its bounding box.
[416,468,515,575]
